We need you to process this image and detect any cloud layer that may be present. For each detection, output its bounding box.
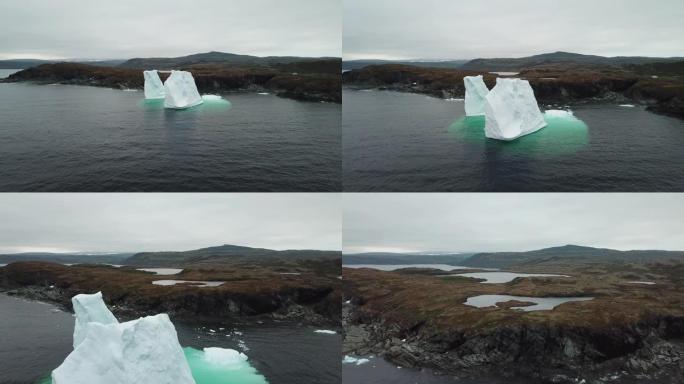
[343,0,684,60]
[0,194,341,253]
[343,194,684,253]
[0,0,340,59]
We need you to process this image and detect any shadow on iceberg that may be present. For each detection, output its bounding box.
[37,292,267,384]
[449,110,589,156]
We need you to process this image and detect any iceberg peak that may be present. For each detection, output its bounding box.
[53,293,195,384]
[143,70,165,100]
[463,75,489,116]
[484,78,547,141]
[164,70,204,109]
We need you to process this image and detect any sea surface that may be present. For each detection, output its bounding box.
[0,82,341,191]
[342,355,524,384]
[343,89,684,191]
[0,294,341,384]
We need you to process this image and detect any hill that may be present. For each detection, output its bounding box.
[461,244,684,268]
[0,59,126,69]
[460,51,684,71]
[343,252,472,265]
[343,59,468,71]
[125,244,341,267]
[0,252,133,265]
[118,51,339,71]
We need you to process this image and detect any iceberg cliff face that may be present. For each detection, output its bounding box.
[463,75,489,116]
[164,70,204,109]
[52,292,195,384]
[143,70,166,99]
[484,78,547,141]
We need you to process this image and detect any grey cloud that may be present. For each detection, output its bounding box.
[343,0,684,59]
[0,193,341,253]
[0,0,340,59]
[343,194,684,253]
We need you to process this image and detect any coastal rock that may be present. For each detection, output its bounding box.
[464,75,489,116]
[484,78,547,141]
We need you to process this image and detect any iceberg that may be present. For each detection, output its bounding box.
[71,291,118,348]
[52,292,195,384]
[463,75,489,116]
[484,78,547,141]
[164,70,204,109]
[143,70,166,99]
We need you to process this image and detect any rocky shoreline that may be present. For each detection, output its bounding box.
[0,262,341,327]
[343,301,684,384]
[2,62,342,103]
[342,64,684,118]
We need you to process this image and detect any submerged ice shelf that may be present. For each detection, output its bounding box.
[43,292,267,384]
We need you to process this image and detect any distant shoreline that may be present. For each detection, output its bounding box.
[342,64,684,118]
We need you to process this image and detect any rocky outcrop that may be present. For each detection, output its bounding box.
[0,262,341,326]
[344,300,684,383]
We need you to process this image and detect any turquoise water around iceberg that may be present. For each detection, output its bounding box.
[449,110,589,156]
[139,94,232,112]
[37,347,267,384]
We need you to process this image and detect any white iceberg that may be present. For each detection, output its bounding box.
[71,291,118,348]
[52,292,195,384]
[164,70,204,109]
[463,75,489,116]
[314,329,337,334]
[484,78,547,141]
[143,70,166,100]
[342,355,370,365]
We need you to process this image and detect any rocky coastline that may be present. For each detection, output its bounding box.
[343,301,684,383]
[343,265,684,383]
[0,262,341,327]
[1,62,342,103]
[342,64,684,118]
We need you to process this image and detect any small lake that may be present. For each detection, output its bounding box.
[443,272,570,283]
[138,268,183,275]
[464,294,594,311]
[343,89,684,191]
[0,82,341,192]
[152,280,225,287]
[344,264,470,271]
[0,293,340,384]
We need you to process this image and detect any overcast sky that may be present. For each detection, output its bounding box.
[0,194,341,254]
[343,194,684,253]
[0,0,340,60]
[343,0,684,60]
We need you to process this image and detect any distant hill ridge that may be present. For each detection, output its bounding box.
[118,51,339,70]
[123,244,340,267]
[343,252,473,265]
[0,51,341,73]
[0,244,340,267]
[343,51,684,71]
[461,244,684,269]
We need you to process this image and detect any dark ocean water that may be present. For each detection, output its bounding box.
[342,356,523,384]
[0,294,341,384]
[0,83,341,191]
[342,89,684,191]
